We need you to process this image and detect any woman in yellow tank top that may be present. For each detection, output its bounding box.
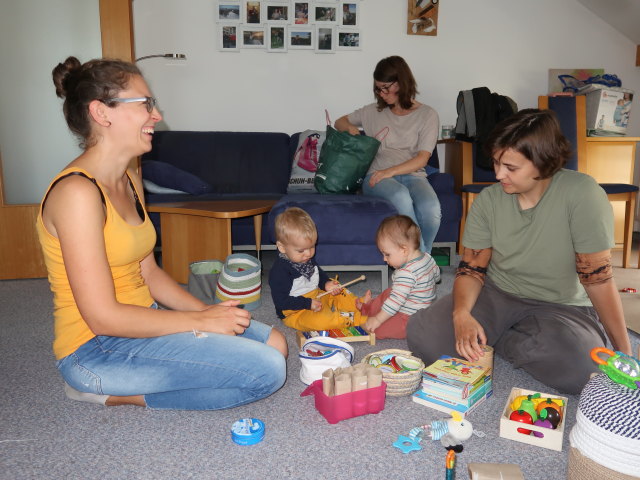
[37,57,287,409]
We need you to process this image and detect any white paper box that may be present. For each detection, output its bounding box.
[499,387,569,451]
[580,85,634,135]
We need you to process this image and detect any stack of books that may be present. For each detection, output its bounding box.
[412,356,493,417]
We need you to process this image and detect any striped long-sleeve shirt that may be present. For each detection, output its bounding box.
[381,252,439,316]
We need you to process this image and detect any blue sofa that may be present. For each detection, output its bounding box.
[141,130,462,287]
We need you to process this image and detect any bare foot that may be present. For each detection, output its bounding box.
[356,290,372,311]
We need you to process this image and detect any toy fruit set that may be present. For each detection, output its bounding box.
[499,388,568,451]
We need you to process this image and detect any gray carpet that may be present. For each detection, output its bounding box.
[1,251,639,480]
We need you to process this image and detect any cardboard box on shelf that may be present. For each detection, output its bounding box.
[579,84,634,136]
[499,387,569,451]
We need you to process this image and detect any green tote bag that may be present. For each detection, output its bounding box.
[314,124,383,194]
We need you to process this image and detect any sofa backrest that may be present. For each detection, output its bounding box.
[142,131,293,194]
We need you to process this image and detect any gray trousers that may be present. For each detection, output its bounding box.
[406,279,607,395]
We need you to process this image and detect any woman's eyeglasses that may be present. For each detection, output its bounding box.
[104,96,158,113]
[374,81,397,95]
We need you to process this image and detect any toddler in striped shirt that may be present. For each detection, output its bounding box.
[357,215,440,339]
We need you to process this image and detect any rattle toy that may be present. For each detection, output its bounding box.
[591,347,640,390]
[392,411,484,454]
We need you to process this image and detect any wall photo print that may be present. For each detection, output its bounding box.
[313,4,338,24]
[245,1,261,23]
[294,2,309,24]
[337,28,360,50]
[341,2,358,27]
[407,0,438,36]
[268,25,287,52]
[241,26,265,47]
[289,27,314,49]
[220,25,239,51]
[218,2,241,22]
[316,25,336,53]
[266,3,289,23]
[215,0,363,54]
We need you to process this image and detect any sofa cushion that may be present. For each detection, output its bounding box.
[142,160,213,195]
[142,179,188,195]
[269,193,398,245]
[142,131,293,195]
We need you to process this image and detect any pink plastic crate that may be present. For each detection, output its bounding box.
[300,380,386,424]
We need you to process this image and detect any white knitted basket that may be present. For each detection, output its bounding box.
[568,373,640,478]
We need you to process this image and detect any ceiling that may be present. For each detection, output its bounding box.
[577,0,640,44]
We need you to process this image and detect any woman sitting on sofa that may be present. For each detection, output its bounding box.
[36,56,287,410]
[334,55,441,253]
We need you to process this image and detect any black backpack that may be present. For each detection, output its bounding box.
[455,87,517,170]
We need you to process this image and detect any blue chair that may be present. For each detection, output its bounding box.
[458,141,497,254]
[539,95,638,268]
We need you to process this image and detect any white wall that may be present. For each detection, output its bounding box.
[133,0,640,138]
[0,0,101,204]
[2,0,638,204]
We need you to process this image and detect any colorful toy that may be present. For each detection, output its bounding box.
[538,406,562,429]
[445,449,456,480]
[393,411,484,454]
[591,347,640,390]
[509,410,533,435]
[532,418,554,438]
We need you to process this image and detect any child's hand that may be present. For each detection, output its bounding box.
[324,280,342,296]
[364,315,384,333]
[310,299,322,312]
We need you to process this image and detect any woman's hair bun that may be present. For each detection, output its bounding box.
[52,56,82,99]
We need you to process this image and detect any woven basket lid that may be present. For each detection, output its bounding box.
[577,373,640,439]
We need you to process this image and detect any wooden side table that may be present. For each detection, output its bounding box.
[147,199,277,284]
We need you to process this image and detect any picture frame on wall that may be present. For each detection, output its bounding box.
[315,25,336,53]
[312,3,338,25]
[219,25,240,51]
[293,2,309,24]
[241,26,266,47]
[288,26,314,50]
[340,2,358,27]
[267,25,287,52]
[217,2,242,23]
[336,28,360,50]
[265,2,289,23]
[245,1,262,24]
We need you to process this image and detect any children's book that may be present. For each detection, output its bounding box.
[421,371,491,399]
[411,388,492,417]
[422,356,490,388]
[421,375,492,402]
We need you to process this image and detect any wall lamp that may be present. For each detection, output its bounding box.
[135,53,187,62]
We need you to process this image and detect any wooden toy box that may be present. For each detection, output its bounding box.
[499,387,569,452]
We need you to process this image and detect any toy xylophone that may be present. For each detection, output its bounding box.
[297,326,376,348]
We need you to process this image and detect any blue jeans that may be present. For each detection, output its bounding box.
[56,320,286,410]
[363,173,441,252]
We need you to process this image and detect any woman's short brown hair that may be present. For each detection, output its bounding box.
[375,215,421,251]
[373,56,417,112]
[485,108,573,179]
